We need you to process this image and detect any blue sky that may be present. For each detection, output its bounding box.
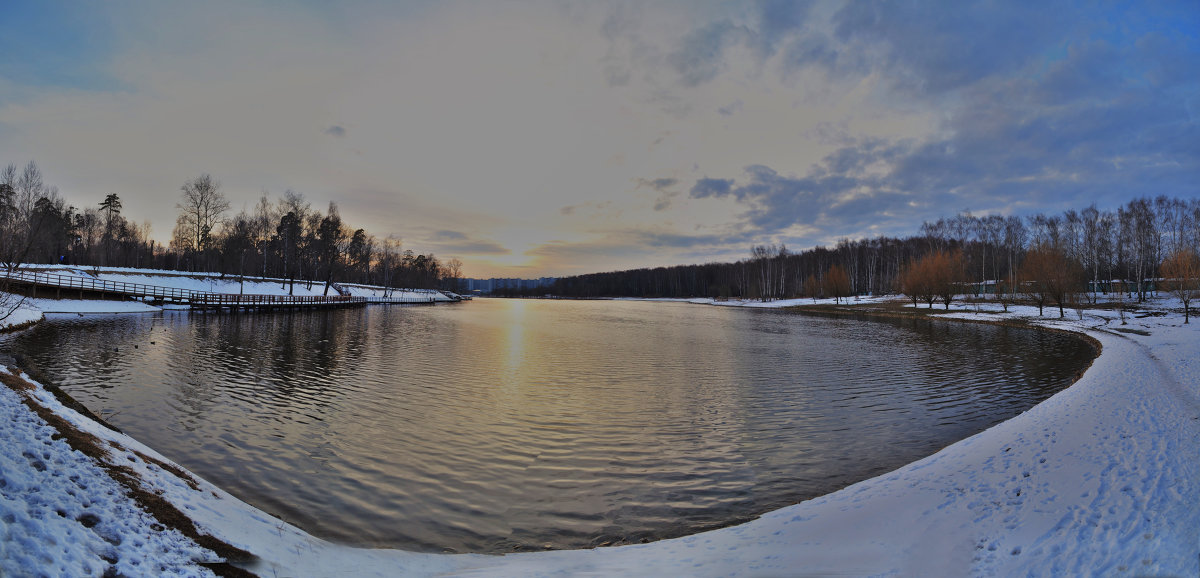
[1,1,1197,277]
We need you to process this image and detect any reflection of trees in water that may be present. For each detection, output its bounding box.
[48,316,153,385]
[179,309,372,421]
[805,314,1086,428]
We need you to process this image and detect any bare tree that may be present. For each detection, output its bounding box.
[315,203,347,295]
[176,174,230,271]
[979,214,1005,296]
[900,255,935,308]
[0,164,22,320]
[378,236,401,297]
[1020,243,1083,318]
[442,258,464,292]
[1002,216,1027,305]
[750,244,788,301]
[1080,204,1110,302]
[803,273,821,301]
[932,250,965,309]
[0,164,18,268]
[1119,198,1158,302]
[1161,248,1200,323]
[899,251,962,309]
[822,264,851,304]
[252,193,277,277]
[15,161,44,221]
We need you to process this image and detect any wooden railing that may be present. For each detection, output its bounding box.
[0,269,371,309]
[190,293,367,308]
[1,268,196,301]
[368,295,438,304]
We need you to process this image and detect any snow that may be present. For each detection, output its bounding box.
[27,298,161,315]
[0,302,43,331]
[0,376,214,577]
[28,265,339,297]
[2,289,1199,576]
[2,265,457,313]
[339,283,456,302]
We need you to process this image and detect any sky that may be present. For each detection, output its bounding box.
[0,1,1197,279]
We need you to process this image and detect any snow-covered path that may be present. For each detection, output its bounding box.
[2,294,1198,576]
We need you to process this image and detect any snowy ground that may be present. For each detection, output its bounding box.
[0,267,457,330]
[1,292,1198,576]
[11,265,457,302]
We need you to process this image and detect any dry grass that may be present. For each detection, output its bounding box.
[0,318,40,334]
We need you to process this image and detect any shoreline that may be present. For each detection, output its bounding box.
[2,293,1198,576]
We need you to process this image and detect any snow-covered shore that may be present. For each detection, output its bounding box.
[8,265,458,303]
[2,292,1198,576]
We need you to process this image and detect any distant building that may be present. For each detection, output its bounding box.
[463,277,557,295]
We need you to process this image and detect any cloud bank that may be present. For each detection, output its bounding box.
[0,1,1195,277]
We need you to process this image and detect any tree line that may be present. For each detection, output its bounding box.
[0,161,463,294]
[549,196,1200,321]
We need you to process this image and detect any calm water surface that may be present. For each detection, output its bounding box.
[4,299,1095,553]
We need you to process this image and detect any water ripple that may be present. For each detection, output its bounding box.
[6,300,1095,553]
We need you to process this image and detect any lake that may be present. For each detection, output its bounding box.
[3,299,1096,553]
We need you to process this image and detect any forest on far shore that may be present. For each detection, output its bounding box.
[2,158,1197,321]
[542,196,1200,321]
[0,161,462,293]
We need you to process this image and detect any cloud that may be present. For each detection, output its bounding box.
[629,228,739,249]
[524,226,752,274]
[663,0,815,87]
[667,20,752,87]
[3,1,1198,279]
[717,99,743,116]
[689,177,735,199]
[636,177,681,211]
[830,1,1076,95]
[637,177,678,192]
[652,194,677,212]
[779,33,842,78]
[431,230,467,241]
[426,230,510,256]
[754,0,813,49]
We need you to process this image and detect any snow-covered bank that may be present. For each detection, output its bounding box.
[9,265,458,302]
[1,295,1198,576]
[0,373,219,575]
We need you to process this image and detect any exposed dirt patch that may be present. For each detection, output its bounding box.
[129,447,202,492]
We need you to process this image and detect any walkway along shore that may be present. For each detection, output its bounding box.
[0,268,454,309]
